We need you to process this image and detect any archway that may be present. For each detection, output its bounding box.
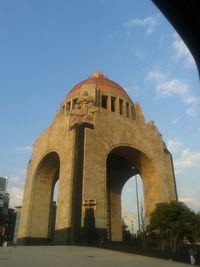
[122,175,144,239]
[106,146,151,241]
[29,151,60,243]
[48,175,59,241]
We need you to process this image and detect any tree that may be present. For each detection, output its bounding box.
[122,219,131,242]
[187,212,200,244]
[147,201,198,252]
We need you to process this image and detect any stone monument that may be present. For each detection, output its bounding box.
[17,72,177,245]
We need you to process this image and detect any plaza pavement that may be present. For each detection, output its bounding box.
[0,246,192,267]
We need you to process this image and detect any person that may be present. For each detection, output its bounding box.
[189,247,196,265]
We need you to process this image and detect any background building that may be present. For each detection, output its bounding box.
[123,212,137,236]
[0,177,9,220]
[0,177,8,191]
[0,176,16,245]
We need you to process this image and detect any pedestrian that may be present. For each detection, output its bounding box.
[189,247,196,265]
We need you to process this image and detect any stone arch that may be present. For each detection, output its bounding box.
[18,72,177,245]
[106,145,155,241]
[28,151,60,242]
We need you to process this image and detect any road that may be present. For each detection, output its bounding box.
[0,246,192,267]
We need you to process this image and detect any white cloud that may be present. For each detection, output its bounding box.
[156,79,188,97]
[167,139,183,153]
[146,69,200,116]
[174,149,200,174]
[179,197,200,211]
[16,146,32,152]
[9,174,25,186]
[173,147,200,211]
[179,197,193,203]
[171,118,180,124]
[166,139,200,176]
[8,187,24,207]
[185,96,199,105]
[172,33,195,68]
[147,70,188,98]
[186,105,200,117]
[11,175,20,184]
[147,70,165,83]
[19,168,27,177]
[126,13,160,36]
[178,187,200,212]
[6,173,26,207]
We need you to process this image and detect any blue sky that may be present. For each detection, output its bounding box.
[0,0,199,215]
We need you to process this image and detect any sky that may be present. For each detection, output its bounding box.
[0,1,199,217]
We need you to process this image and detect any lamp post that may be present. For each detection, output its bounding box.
[135,175,141,232]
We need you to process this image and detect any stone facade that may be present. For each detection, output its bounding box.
[17,72,177,245]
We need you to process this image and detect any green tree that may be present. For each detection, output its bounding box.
[147,201,198,252]
[187,212,200,244]
[122,219,131,242]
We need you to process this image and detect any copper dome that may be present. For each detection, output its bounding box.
[67,71,129,98]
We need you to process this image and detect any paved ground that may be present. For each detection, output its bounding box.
[0,246,192,267]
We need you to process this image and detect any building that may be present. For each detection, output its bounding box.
[18,72,177,245]
[123,212,137,235]
[0,177,9,223]
[0,192,9,213]
[0,177,16,244]
[0,177,8,191]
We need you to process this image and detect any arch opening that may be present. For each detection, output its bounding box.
[48,174,59,241]
[106,146,147,242]
[29,151,60,243]
[122,175,144,241]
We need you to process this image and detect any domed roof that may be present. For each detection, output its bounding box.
[67,71,129,98]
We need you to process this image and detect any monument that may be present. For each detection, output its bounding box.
[17,72,177,245]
